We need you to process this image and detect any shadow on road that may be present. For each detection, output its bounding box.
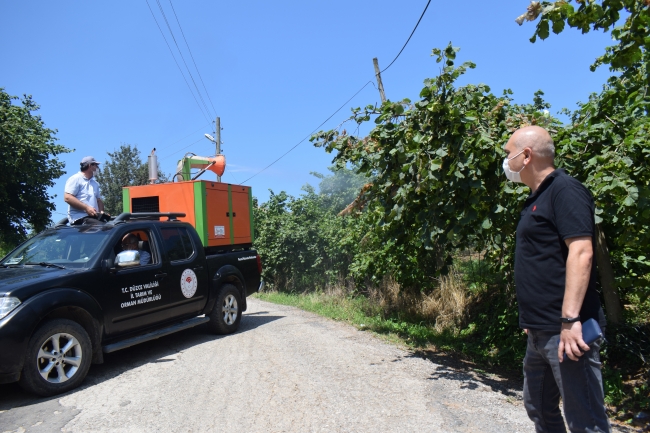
[406,349,523,399]
[0,312,283,414]
[243,311,270,316]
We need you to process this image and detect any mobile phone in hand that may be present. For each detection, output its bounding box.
[581,318,604,345]
[561,318,603,361]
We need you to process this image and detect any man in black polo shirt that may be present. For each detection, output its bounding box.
[504,126,609,432]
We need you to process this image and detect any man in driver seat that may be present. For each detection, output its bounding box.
[121,233,151,265]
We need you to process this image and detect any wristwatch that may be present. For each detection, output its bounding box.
[560,316,581,323]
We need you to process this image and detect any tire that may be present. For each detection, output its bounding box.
[207,284,242,335]
[19,319,92,397]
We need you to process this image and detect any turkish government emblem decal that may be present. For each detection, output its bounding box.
[180,269,198,298]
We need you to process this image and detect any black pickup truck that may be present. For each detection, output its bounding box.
[0,212,263,396]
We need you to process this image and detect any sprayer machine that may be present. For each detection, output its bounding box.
[122,149,254,250]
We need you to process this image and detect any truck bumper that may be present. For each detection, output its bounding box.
[0,303,36,384]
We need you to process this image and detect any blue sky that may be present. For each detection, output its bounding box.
[1,1,615,220]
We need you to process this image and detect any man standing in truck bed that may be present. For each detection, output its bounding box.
[64,156,106,225]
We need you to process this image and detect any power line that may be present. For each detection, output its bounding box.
[145,0,212,123]
[156,122,212,153]
[155,0,214,119]
[240,81,374,184]
[240,0,432,184]
[227,170,240,185]
[381,0,431,73]
[168,0,218,117]
[159,137,205,161]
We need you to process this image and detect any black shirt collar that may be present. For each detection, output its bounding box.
[527,168,566,200]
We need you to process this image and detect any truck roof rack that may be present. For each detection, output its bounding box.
[55,217,69,228]
[112,212,186,224]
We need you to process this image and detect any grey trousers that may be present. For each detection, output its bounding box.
[523,330,611,433]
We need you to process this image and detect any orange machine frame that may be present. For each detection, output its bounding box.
[122,181,254,248]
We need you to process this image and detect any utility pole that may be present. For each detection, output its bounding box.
[373,57,386,103]
[215,116,221,182]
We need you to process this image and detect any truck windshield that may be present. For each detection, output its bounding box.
[1,226,111,269]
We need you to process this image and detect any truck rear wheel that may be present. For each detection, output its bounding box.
[207,284,242,335]
[19,319,92,396]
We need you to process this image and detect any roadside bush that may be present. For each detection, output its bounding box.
[253,167,367,292]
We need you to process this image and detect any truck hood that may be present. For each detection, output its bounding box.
[0,267,82,298]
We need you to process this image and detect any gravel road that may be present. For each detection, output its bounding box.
[0,298,636,433]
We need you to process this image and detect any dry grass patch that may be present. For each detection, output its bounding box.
[368,267,474,333]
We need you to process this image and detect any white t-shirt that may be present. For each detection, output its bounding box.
[65,172,102,222]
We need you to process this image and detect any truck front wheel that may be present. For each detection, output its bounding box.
[19,319,92,396]
[207,284,242,335]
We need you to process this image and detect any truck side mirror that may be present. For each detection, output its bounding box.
[115,251,141,268]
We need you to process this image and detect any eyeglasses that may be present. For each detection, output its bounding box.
[91,163,99,167]
[122,242,137,248]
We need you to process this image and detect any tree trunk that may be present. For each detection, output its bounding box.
[594,224,624,325]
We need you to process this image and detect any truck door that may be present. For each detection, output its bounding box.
[100,228,171,336]
[158,226,208,318]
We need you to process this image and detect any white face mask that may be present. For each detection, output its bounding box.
[503,149,526,183]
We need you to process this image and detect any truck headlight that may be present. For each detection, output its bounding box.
[0,297,21,319]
